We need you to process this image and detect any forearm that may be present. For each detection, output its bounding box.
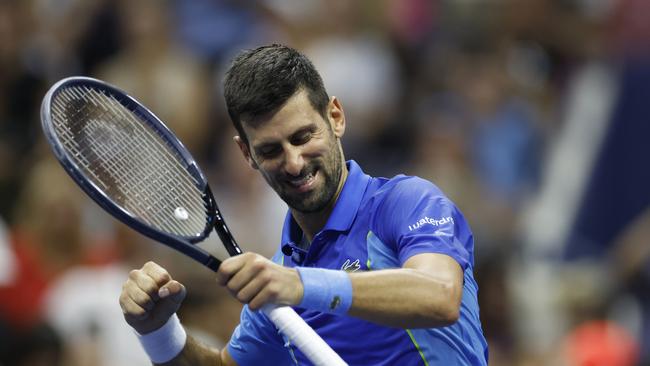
[347,267,461,328]
[155,335,228,366]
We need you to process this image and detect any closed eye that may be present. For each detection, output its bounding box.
[253,123,319,159]
[256,145,282,159]
[290,130,312,146]
[290,123,321,146]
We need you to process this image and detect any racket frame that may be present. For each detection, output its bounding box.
[41,76,224,271]
[41,76,347,366]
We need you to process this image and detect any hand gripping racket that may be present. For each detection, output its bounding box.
[41,76,347,366]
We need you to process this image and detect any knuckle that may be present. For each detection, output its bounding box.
[226,281,238,293]
[258,270,273,284]
[253,255,272,269]
[215,272,228,285]
[121,284,138,299]
[137,291,154,306]
[217,265,231,278]
[128,269,141,280]
[236,291,250,303]
[226,277,242,293]
[151,270,170,283]
[266,284,280,300]
[251,260,266,272]
[140,281,158,297]
[129,307,148,320]
[143,262,169,280]
[248,300,261,311]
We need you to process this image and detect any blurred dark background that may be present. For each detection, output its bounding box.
[0,0,649,365]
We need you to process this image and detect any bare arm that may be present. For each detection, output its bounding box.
[218,252,464,329]
[348,253,463,328]
[155,337,236,366]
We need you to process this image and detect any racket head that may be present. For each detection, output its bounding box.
[40,76,224,269]
[42,79,343,366]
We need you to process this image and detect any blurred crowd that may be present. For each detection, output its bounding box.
[1,0,649,365]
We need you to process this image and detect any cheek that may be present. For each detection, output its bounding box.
[305,139,335,158]
[257,165,281,184]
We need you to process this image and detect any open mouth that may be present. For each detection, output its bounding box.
[286,170,318,193]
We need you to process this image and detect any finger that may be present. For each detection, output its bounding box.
[129,269,163,301]
[248,284,282,311]
[216,254,250,285]
[224,259,264,295]
[158,280,186,305]
[154,285,187,319]
[121,296,150,322]
[128,286,156,311]
[142,261,172,287]
[233,273,268,304]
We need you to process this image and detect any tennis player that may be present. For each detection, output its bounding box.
[120,44,488,365]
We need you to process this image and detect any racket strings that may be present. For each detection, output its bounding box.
[54,87,206,237]
[52,89,202,236]
[51,86,208,238]
[74,87,208,236]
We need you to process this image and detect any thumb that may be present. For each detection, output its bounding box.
[157,280,186,313]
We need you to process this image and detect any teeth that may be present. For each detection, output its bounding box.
[290,173,314,186]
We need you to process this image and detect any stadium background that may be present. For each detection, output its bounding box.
[0,0,648,365]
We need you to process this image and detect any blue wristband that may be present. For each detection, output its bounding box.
[296,267,353,314]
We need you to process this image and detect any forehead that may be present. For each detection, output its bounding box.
[243,90,325,144]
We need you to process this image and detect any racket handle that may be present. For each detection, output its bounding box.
[262,304,347,366]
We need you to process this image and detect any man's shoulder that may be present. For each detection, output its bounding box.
[368,173,445,203]
[362,172,460,229]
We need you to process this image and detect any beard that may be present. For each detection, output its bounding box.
[263,137,343,214]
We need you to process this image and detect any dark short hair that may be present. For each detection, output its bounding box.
[223,44,329,145]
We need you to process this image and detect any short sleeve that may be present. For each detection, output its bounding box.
[227,305,296,365]
[370,177,473,270]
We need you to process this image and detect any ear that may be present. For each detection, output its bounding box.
[328,96,346,138]
[233,136,258,169]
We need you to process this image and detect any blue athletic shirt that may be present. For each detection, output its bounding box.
[228,160,488,365]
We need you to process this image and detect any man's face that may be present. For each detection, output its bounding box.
[237,90,345,213]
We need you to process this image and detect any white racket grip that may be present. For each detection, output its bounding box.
[262,304,347,366]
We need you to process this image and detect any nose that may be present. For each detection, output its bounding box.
[283,145,304,177]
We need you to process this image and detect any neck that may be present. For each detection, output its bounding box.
[291,161,349,242]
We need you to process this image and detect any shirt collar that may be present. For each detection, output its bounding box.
[281,160,370,245]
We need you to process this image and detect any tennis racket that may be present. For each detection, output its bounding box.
[40,76,347,366]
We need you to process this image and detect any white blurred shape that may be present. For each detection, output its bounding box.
[0,218,16,285]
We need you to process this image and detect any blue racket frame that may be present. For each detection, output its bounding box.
[40,76,239,272]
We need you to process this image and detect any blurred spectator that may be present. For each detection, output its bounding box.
[0,217,16,286]
[171,0,281,63]
[0,157,87,330]
[0,1,47,222]
[0,321,63,366]
[95,0,212,158]
[610,207,650,364]
[561,320,639,366]
[560,40,650,366]
[28,0,117,78]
